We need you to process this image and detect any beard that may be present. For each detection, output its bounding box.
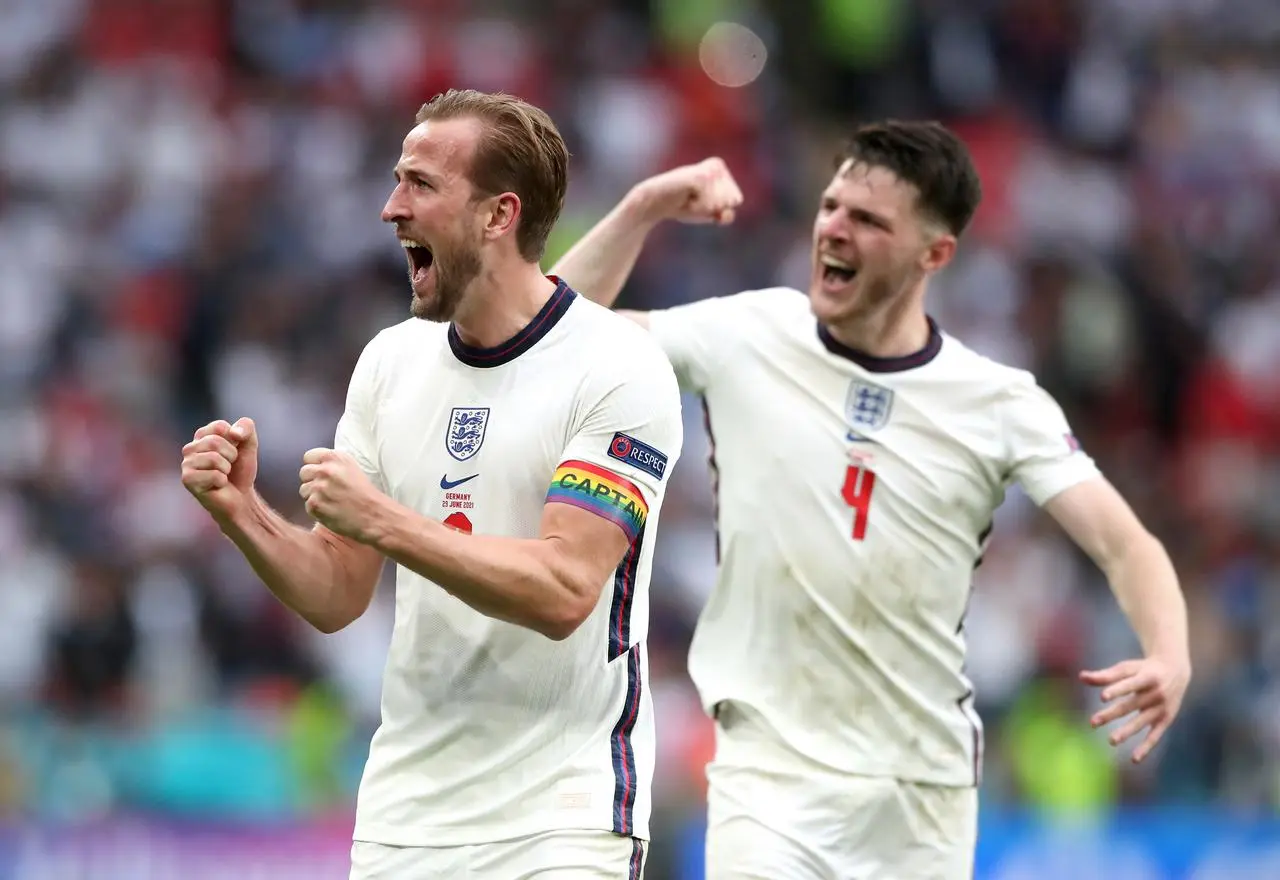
[857,265,912,311]
[811,254,923,325]
[410,235,483,323]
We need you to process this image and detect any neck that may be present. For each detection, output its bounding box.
[824,291,931,358]
[452,261,556,349]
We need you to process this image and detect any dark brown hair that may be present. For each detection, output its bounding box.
[416,89,569,262]
[838,120,982,237]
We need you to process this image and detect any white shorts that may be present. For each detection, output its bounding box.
[349,829,646,880]
[704,703,977,880]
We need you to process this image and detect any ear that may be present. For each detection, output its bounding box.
[920,233,957,275]
[482,192,522,244]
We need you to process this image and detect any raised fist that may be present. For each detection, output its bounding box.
[298,447,386,544]
[181,417,259,519]
[631,157,744,227]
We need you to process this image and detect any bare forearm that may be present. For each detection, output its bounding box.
[551,188,661,308]
[217,494,377,633]
[369,503,589,639]
[1105,533,1189,663]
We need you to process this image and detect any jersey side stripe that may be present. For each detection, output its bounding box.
[628,837,645,879]
[607,527,643,662]
[701,398,722,563]
[958,523,992,785]
[610,643,643,835]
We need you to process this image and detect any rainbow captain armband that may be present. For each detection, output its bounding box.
[546,460,648,543]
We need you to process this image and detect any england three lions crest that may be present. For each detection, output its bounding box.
[845,380,894,437]
[446,407,490,461]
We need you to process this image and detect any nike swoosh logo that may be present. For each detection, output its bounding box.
[440,470,481,491]
[440,474,479,490]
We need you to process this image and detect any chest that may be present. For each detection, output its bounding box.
[371,362,581,524]
[707,349,1007,546]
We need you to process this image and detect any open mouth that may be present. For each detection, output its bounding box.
[820,256,857,284]
[401,239,434,284]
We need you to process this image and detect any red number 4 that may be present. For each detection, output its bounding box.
[841,465,877,541]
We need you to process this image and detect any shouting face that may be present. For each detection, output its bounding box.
[808,160,946,329]
[381,118,487,322]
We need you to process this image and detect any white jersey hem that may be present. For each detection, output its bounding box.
[352,817,651,848]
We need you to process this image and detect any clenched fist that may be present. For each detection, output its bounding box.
[630,157,744,227]
[299,448,388,543]
[181,417,259,519]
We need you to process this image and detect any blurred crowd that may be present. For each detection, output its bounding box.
[1,0,1278,862]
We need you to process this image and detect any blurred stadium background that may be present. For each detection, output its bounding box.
[2,0,1279,877]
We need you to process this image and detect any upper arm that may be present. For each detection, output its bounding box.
[325,335,388,627]
[334,334,388,493]
[1002,374,1100,506]
[646,295,744,393]
[541,348,683,621]
[1002,373,1147,570]
[616,309,649,330]
[1043,476,1153,572]
[536,501,632,607]
[311,524,386,631]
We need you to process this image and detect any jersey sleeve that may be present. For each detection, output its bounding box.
[546,354,683,543]
[334,335,388,494]
[1002,374,1100,505]
[646,295,741,394]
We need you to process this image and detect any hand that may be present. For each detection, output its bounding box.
[181,417,259,519]
[630,157,743,227]
[299,448,386,543]
[1081,655,1191,763]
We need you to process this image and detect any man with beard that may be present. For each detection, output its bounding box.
[180,89,682,879]
[552,122,1191,878]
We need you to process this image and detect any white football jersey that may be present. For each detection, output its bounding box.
[336,280,683,846]
[648,287,1099,787]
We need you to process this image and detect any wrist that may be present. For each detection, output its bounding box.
[1159,648,1191,667]
[622,181,669,229]
[1148,644,1191,671]
[365,496,418,555]
[212,489,267,535]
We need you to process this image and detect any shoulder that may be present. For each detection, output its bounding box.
[345,319,446,401]
[571,295,659,343]
[568,295,675,373]
[930,332,1069,436]
[561,301,680,420]
[933,331,1039,392]
[686,286,808,321]
[363,317,448,364]
[651,286,810,342]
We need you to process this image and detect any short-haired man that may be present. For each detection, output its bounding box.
[182,89,682,879]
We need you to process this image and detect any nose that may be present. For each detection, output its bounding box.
[381,183,409,224]
[816,209,850,244]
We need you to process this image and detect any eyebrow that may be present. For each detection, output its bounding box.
[821,195,894,230]
[393,166,439,186]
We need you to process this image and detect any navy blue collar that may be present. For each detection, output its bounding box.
[448,277,576,368]
[817,317,943,372]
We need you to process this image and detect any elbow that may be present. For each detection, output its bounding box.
[536,584,598,642]
[306,592,372,635]
[303,551,380,635]
[308,611,358,635]
[311,615,350,635]
[1127,528,1171,572]
[1097,525,1165,579]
